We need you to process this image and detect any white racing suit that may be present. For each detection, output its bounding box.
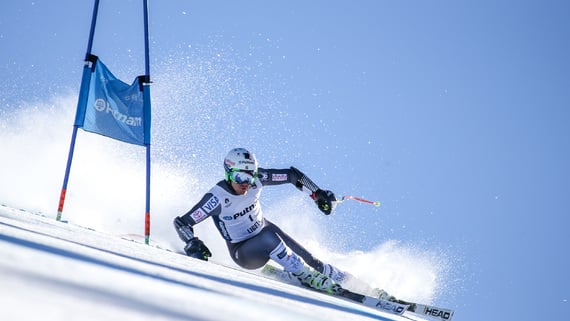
[176,167,331,274]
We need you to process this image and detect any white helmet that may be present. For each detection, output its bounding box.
[224,148,258,183]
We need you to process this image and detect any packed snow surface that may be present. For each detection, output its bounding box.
[0,205,431,321]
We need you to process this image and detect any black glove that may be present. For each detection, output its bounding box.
[184,237,212,261]
[312,189,337,215]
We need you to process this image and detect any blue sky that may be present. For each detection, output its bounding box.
[1,1,569,320]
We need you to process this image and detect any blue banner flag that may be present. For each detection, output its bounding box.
[75,57,150,146]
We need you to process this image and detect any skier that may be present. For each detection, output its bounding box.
[173,147,347,293]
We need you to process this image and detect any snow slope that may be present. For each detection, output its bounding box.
[0,205,429,321]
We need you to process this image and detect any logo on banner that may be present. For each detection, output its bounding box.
[94,98,142,127]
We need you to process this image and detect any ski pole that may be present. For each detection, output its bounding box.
[337,195,381,207]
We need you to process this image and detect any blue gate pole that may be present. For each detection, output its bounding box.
[57,0,101,221]
[142,0,152,244]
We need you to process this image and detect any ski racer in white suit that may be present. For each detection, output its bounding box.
[173,147,346,292]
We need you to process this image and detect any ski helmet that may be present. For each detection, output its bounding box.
[224,148,258,183]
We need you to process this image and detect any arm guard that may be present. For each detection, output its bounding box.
[290,166,320,195]
[174,216,195,243]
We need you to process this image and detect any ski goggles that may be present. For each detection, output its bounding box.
[228,169,258,185]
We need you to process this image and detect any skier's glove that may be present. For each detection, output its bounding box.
[312,189,337,215]
[184,237,212,261]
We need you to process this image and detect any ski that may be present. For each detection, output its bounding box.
[261,264,454,321]
[348,292,455,321]
[405,302,454,321]
[337,289,410,316]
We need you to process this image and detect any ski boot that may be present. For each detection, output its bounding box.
[294,265,340,294]
[322,263,347,284]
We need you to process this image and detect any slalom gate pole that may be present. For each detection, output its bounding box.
[142,0,152,245]
[57,127,79,221]
[337,195,381,207]
[57,0,101,221]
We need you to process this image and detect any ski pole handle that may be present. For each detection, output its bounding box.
[338,195,381,207]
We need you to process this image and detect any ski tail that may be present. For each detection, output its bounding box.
[261,264,302,286]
